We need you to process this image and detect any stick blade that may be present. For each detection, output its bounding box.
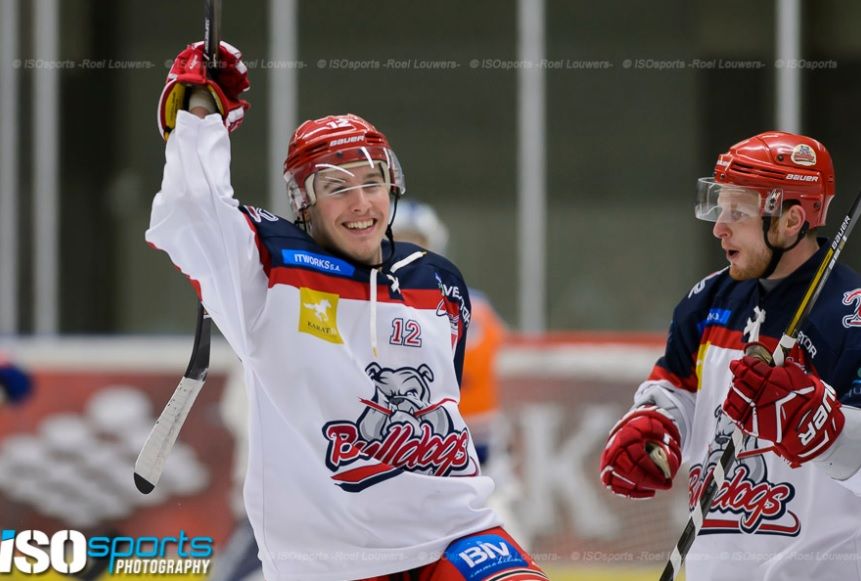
[133,376,206,494]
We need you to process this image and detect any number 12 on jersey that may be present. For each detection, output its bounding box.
[389,318,422,347]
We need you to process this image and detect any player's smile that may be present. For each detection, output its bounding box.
[343,217,379,237]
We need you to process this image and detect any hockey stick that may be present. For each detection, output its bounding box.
[134,303,211,493]
[134,1,221,495]
[659,190,861,580]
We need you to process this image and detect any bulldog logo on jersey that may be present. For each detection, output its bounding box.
[298,287,343,344]
[321,362,473,492]
[688,407,799,536]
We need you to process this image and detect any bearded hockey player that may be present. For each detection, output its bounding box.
[599,131,861,580]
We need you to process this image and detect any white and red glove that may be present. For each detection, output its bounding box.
[158,41,250,139]
[724,355,844,468]
[599,406,682,499]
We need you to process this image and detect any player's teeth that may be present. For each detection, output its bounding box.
[346,220,373,229]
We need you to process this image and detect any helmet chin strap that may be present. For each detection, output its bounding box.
[759,217,810,279]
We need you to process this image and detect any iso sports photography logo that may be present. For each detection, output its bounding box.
[0,529,212,575]
[0,530,86,574]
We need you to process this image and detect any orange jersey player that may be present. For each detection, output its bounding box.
[460,289,505,464]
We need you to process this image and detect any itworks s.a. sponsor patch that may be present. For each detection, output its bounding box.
[299,287,343,344]
[283,250,355,277]
[444,534,526,580]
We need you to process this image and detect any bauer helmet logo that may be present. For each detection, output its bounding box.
[785,174,819,182]
[329,135,364,147]
[790,144,817,166]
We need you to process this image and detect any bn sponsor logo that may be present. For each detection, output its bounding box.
[459,541,511,567]
[445,534,527,580]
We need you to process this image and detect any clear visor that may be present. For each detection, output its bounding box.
[695,177,783,223]
[284,145,406,215]
[308,160,392,200]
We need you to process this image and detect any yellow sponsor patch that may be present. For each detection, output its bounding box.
[298,287,343,344]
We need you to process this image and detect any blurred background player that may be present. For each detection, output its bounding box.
[598,131,861,580]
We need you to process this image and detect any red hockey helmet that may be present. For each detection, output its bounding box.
[283,114,405,215]
[696,131,835,228]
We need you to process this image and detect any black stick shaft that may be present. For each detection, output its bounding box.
[185,303,211,381]
[204,0,221,70]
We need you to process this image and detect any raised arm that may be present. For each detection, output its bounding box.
[146,42,264,358]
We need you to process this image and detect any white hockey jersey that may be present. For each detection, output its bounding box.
[147,112,500,580]
[635,254,861,581]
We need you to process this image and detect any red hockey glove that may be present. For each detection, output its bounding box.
[158,41,250,139]
[725,355,844,467]
[599,406,682,499]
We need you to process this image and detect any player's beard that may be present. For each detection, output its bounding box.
[728,244,772,281]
